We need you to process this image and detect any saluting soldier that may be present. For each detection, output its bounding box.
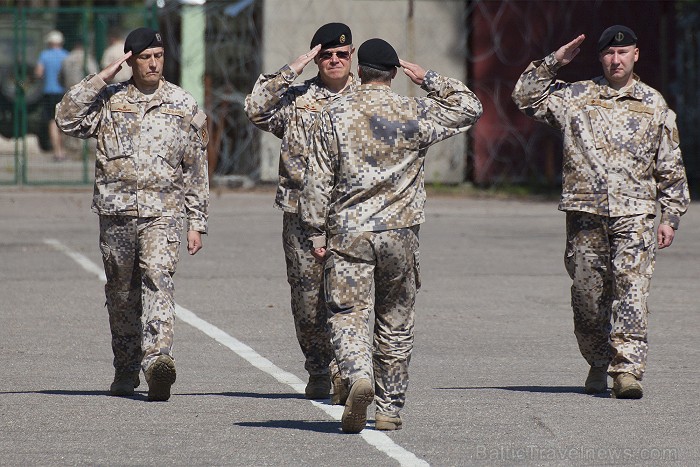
[300,38,483,433]
[56,27,209,402]
[244,23,357,400]
[512,26,689,399]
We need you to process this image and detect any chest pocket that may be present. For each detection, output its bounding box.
[107,104,139,159]
[152,106,190,169]
[621,102,658,162]
[294,95,325,131]
[583,100,612,151]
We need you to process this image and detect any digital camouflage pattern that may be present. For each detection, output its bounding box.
[300,71,483,246]
[245,64,357,381]
[56,74,209,232]
[512,52,690,380]
[100,215,182,372]
[282,212,333,376]
[244,65,357,212]
[565,212,655,379]
[56,74,208,375]
[300,70,482,417]
[511,52,689,226]
[324,227,420,417]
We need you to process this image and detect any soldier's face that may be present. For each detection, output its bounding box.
[315,45,354,83]
[129,47,165,88]
[599,45,638,87]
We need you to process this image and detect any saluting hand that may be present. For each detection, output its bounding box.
[98,51,132,83]
[554,34,585,66]
[400,59,426,85]
[290,44,322,75]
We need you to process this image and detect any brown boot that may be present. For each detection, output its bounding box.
[305,374,331,400]
[331,370,349,405]
[341,378,374,434]
[375,413,402,431]
[612,373,643,399]
[109,369,140,397]
[145,355,177,401]
[584,366,608,394]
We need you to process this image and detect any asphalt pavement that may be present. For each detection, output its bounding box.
[1,186,698,466]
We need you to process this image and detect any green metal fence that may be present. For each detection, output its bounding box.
[0,6,157,185]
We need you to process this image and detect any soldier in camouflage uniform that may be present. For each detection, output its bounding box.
[512,26,689,399]
[244,23,357,400]
[56,28,209,402]
[300,38,482,433]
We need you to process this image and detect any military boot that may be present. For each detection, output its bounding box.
[110,369,140,397]
[341,378,374,434]
[305,374,331,400]
[375,413,402,431]
[331,370,349,405]
[584,366,608,394]
[612,373,643,399]
[145,355,177,402]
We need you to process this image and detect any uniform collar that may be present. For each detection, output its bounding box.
[312,73,356,97]
[125,78,170,103]
[597,73,644,99]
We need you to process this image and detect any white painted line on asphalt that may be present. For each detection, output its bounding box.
[45,238,430,467]
[44,238,107,282]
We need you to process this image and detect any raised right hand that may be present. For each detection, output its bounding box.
[98,51,132,83]
[554,34,585,66]
[290,44,322,75]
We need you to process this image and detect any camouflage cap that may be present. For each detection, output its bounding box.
[124,27,164,55]
[598,25,637,51]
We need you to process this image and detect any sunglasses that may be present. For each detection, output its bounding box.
[318,50,351,61]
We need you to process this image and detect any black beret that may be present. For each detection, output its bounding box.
[358,38,400,71]
[124,27,164,55]
[310,22,351,50]
[597,25,637,51]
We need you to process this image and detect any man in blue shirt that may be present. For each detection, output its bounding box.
[35,30,69,161]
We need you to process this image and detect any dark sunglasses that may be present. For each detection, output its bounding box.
[319,50,351,61]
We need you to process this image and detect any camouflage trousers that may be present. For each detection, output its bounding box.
[282,212,333,376]
[99,215,182,374]
[565,212,656,379]
[325,226,420,416]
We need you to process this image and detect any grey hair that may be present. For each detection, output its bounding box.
[359,65,394,84]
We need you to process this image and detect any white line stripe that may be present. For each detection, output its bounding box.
[44,238,107,282]
[45,238,429,467]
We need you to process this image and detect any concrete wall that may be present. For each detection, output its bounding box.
[258,0,469,183]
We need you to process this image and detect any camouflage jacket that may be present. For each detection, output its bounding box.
[300,71,483,247]
[512,53,689,228]
[244,65,356,212]
[56,74,209,233]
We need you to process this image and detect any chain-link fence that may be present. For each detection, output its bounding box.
[0,5,157,185]
[2,1,698,191]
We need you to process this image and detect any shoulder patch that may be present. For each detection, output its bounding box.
[191,110,208,146]
[191,110,207,130]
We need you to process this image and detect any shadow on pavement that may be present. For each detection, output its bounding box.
[234,419,341,434]
[435,385,592,394]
